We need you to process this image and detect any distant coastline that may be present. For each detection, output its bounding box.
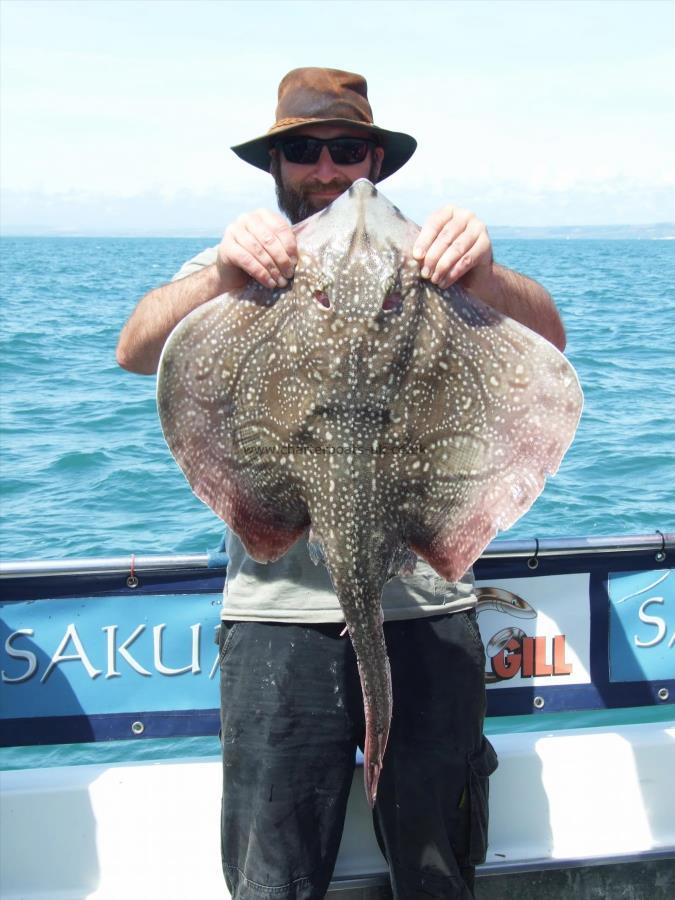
[490,223,675,240]
[2,223,674,240]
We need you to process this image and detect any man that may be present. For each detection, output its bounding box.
[117,68,565,900]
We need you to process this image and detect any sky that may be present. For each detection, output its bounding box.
[1,0,674,234]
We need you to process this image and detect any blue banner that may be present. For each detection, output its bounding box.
[608,569,674,682]
[1,548,673,745]
[1,593,222,719]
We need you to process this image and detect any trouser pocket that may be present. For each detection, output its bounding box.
[466,737,498,864]
[216,620,242,667]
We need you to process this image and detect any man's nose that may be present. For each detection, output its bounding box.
[314,146,340,180]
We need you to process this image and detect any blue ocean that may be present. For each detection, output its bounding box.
[1,236,673,562]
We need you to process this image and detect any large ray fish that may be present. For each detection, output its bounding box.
[157,179,583,806]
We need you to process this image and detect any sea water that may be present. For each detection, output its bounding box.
[1,236,673,560]
[1,236,674,769]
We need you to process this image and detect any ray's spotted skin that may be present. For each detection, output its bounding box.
[157,180,583,806]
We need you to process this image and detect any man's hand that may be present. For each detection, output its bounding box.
[412,205,493,290]
[411,203,566,351]
[217,209,298,291]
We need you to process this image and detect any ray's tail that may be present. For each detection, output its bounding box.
[312,507,396,807]
[344,610,392,807]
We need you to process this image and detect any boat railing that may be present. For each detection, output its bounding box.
[1,530,672,581]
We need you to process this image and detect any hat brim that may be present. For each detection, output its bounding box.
[231,119,417,182]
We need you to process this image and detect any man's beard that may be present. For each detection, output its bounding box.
[271,156,380,225]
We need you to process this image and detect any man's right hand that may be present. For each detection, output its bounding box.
[217,209,298,291]
[117,210,299,375]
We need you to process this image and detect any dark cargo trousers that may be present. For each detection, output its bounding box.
[218,610,498,900]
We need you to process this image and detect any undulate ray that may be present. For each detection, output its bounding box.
[157,179,583,806]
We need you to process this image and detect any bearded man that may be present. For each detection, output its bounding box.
[117,68,565,900]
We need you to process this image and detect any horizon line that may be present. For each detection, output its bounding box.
[2,222,674,240]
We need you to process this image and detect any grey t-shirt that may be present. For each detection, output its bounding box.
[224,532,476,623]
[171,247,477,623]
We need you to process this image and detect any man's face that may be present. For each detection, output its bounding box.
[270,125,385,224]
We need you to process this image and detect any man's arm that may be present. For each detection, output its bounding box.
[413,205,566,352]
[116,263,226,375]
[460,262,566,352]
[116,209,297,375]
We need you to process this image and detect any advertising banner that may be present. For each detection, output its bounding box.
[1,593,222,721]
[475,574,591,690]
[1,555,672,744]
[608,569,674,683]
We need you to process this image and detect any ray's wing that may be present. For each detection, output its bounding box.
[157,282,312,562]
[400,283,583,581]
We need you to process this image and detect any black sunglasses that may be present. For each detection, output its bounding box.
[275,136,377,166]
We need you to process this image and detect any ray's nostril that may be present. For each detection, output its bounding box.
[382,292,402,312]
[314,290,330,308]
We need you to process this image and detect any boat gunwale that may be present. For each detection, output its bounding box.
[1,531,672,580]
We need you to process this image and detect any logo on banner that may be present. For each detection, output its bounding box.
[477,587,571,683]
[608,569,673,683]
[475,574,591,689]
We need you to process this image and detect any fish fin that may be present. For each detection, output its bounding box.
[157,292,312,563]
[363,722,388,809]
[404,283,582,581]
[383,546,417,580]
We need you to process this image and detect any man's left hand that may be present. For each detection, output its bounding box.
[412,205,493,290]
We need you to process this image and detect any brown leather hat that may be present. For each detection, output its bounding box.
[231,67,417,182]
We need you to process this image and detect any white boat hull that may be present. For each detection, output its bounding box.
[1,721,673,899]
